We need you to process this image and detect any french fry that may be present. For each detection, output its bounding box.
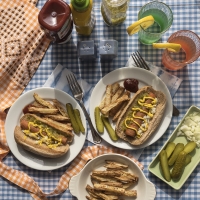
[99,181,123,187]
[43,117,73,131]
[43,114,70,122]
[86,196,99,200]
[101,94,130,116]
[109,91,130,118]
[99,83,120,110]
[94,184,137,197]
[91,175,117,183]
[33,93,55,109]
[93,183,125,195]
[104,160,128,170]
[104,85,112,107]
[111,82,120,95]
[111,86,125,103]
[111,100,129,122]
[31,101,46,108]
[92,170,121,177]
[53,99,69,117]
[28,107,59,114]
[115,171,139,182]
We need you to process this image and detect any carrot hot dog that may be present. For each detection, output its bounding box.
[125,92,156,138]
[14,114,74,158]
[20,119,68,145]
[115,86,167,146]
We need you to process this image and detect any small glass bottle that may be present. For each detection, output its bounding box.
[101,0,129,26]
[38,0,73,44]
[70,0,95,36]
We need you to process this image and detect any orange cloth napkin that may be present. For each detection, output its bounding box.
[0,0,50,158]
[0,145,143,200]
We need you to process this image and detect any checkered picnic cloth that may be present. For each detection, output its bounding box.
[0,0,50,158]
[1,0,200,199]
[0,145,143,200]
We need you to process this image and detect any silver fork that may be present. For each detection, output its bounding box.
[132,51,180,117]
[66,73,102,144]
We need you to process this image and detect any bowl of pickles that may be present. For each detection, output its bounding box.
[148,105,200,190]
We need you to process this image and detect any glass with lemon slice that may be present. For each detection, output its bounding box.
[130,1,173,45]
[161,30,200,71]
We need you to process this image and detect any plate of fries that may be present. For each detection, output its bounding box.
[5,87,87,171]
[89,67,172,149]
[69,153,156,200]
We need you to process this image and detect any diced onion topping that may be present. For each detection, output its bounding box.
[177,112,200,147]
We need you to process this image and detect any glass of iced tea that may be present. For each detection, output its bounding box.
[162,30,200,71]
[138,1,173,45]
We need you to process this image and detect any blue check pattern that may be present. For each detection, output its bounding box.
[1,0,200,199]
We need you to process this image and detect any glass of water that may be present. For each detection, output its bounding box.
[138,1,173,45]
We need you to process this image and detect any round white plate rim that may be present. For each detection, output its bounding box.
[69,153,156,200]
[89,67,173,150]
[5,87,87,171]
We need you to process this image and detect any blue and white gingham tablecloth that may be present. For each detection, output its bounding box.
[1,0,200,199]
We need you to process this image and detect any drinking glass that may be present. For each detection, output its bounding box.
[138,1,173,45]
[101,0,130,26]
[162,30,200,71]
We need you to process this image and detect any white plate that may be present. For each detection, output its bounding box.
[89,67,173,150]
[5,87,87,171]
[69,153,156,200]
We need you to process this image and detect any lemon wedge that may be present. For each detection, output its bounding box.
[126,15,155,36]
[152,43,182,52]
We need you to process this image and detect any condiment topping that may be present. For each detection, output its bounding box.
[177,111,200,147]
[22,119,63,149]
[123,78,139,93]
[38,0,73,44]
[124,94,157,138]
[70,0,95,36]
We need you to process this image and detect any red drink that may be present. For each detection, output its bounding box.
[162,30,200,71]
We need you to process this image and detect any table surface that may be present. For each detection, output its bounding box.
[1,0,200,199]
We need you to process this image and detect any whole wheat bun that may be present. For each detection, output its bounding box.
[14,114,71,158]
[115,86,167,146]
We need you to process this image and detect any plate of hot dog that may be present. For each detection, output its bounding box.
[89,67,173,149]
[5,87,87,171]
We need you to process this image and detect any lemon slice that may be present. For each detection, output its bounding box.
[152,43,182,52]
[126,15,155,36]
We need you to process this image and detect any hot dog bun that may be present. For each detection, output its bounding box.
[14,114,73,158]
[115,86,167,146]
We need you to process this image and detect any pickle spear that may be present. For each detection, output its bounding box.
[171,150,187,180]
[94,107,104,133]
[165,142,175,158]
[168,143,184,166]
[74,109,85,133]
[159,150,171,182]
[183,141,197,154]
[101,115,118,141]
[66,103,80,134]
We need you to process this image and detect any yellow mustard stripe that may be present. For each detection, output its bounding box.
[25,122,61,148]
[124,95,156,136]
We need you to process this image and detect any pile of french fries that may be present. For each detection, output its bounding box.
[86,160,138,200]
[26,93,73,135]
[99,83,130,122]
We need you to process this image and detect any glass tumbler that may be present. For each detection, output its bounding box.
[101,0,130,26]
[138,1,173,45]
[162,30,200,71]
